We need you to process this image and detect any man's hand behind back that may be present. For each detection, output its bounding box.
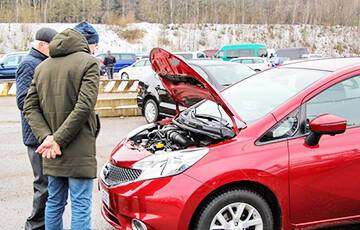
[36,135,62,159]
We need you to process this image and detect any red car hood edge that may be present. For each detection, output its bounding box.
[150,48,245,133]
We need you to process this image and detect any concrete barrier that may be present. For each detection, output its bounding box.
[0,81,16,97]
[99,79,139,94]
[0,80,141,117]
[95,93,141,117]
[0,79,139,96]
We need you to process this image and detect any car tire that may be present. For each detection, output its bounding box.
[144,99,159,123]
[121,72,129,79]
[194,189,274,230]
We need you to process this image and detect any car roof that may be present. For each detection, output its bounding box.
[187,59,239,66]
[281,57,360,72]
[231,57,265,60]
[96,52,135,55]
[4,51,27,56]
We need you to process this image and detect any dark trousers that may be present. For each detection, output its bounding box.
[106,66,114,79]
[25,146,48,230]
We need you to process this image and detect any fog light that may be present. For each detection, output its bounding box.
[132,219,147,230]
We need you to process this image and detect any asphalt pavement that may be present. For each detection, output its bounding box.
[0,96,146,229]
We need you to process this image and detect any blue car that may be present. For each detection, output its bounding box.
[96,53,136,76]
[0,52,27,79]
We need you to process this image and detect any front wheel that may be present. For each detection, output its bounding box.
[121,72,129,79]
[194,189,273,230]
[144,99,159,123]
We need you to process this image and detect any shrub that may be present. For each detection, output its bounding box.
[334,42,345,54]
[159,37,170,46]
[198,39,206,46]
[118,28,146,43]
[106,15,136,27]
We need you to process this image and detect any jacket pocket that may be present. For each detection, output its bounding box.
[88,113,100,138]
[95,114,101,138]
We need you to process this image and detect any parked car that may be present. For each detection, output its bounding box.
[302,53,323,59]
[100,49,360,230]
[118,58,153,80]
[0,52,27,79]
[215,43,267,61]
[270,56,291,67]
[230,57,272,71]
[173,51,206,60]
[276,47,309,60]
[135,52,149,60]
[137,59,255,123]
[95,52,136,75]
[203,49,218,58]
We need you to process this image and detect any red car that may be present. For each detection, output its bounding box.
[100,48,360,230]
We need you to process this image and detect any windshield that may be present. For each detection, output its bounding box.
[203,64,255,86]
[194,68,329,124]
[176,53,193,59]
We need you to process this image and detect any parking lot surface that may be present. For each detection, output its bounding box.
[0,97,146,229]
[0,96,359,230]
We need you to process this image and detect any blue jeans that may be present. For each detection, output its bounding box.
[45,176,93,230]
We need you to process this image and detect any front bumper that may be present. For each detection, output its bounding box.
[100,173,205,230]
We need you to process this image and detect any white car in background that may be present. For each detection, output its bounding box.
[230,57,272,71]
[117,58,154,80]
[173,51,206,60]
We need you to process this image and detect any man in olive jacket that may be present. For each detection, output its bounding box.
[24,21,99,230]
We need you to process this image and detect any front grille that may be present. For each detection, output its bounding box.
[102,163,142,187]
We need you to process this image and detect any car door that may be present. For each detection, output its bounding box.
[132,60,146,78]
[152,74,177,116]
[288,73,360,226]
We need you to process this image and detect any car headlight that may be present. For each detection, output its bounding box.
[132,148,208,181]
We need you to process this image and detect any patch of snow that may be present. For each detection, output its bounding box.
[0,23,359,56]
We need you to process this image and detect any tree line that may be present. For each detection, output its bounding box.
[0,0,359,26]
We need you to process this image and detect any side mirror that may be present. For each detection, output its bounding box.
[0,63,4,68]
[305,114,346,146]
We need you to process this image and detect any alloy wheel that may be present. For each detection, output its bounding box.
[210,202,263,230]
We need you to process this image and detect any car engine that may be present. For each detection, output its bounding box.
[129,124,215,153]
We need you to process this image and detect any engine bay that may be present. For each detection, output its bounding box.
[129,123,219,153]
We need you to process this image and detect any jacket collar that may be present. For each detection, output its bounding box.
[30,47,48,61]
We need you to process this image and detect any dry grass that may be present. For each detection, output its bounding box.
[158,37,170,46]
[118,28,146,43]
[106,15,136,27]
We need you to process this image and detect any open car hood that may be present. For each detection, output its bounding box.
[150,48,244,133]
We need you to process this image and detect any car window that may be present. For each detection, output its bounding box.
[96,54,106,61]
[134,60,145,67]
[241,59,253,64]
[113,54,121,61]
[120,54,135,60]
[144,59,150,66]
[3,55,20,66]
[202,63,255,86]
[258,48,267,57]
[215,51,225,58]
[176,53,193,59]
[227,49,254,58]
[231,59,241,63]
[197,53,205,58]
[259,109,300,143]
[254,58,264,63]
[189,64,209,80]
[306,75,360,128]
